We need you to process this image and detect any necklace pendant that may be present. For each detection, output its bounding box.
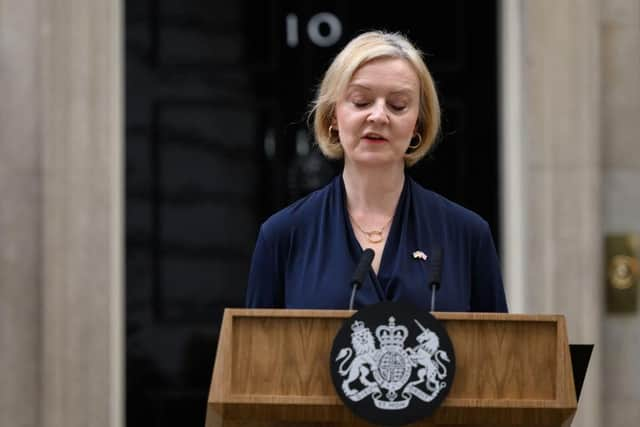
[366,231,384,243]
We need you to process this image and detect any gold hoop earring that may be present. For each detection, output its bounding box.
[408,133,422,150]
[329,125,340,144]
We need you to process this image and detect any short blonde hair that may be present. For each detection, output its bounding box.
[310,31,441,167]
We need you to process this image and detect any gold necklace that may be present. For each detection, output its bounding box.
[348,211,393,244]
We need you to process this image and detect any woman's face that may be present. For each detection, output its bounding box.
[334,57,420,168]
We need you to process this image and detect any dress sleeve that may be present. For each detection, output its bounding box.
[245,225,285,308]
[470,222,508,312]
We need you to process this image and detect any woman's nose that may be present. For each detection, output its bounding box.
[367,100,389,124]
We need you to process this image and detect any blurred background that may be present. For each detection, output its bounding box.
[1,1,639,427]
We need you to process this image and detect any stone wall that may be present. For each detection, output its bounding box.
[0,1,123,426]
[601,0,640,424]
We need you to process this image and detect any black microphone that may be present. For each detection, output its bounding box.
[349,248,375,310]
[428,247,443,311]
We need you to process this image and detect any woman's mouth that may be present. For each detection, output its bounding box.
[361,133,388,144]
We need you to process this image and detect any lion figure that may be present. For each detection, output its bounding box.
[335,322,378,396]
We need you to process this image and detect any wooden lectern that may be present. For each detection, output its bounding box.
[206,309,578,427]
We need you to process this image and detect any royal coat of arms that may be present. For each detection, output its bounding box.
[334,316,451,410]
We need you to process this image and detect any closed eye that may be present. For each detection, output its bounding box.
[390,104,407,112]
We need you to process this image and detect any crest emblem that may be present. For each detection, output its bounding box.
[330,302,455,425]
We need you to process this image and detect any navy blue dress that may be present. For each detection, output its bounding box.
[245,175,507,312]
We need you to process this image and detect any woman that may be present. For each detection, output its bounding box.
[245,31,507,312]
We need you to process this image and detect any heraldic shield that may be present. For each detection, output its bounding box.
[329,302,456,426]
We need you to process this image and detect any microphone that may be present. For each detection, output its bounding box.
[349,248,375,310]
[428,247,443,311]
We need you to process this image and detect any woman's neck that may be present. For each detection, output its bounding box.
[342,161,405,217]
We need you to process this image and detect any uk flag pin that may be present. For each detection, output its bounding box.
[412,250,428,261]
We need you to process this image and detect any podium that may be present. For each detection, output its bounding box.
[206,309,579,427]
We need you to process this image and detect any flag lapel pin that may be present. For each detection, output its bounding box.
[412,250,428,261]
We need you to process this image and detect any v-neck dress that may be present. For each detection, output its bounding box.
[245,175,507,312]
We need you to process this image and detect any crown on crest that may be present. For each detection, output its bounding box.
[350,320,372,339]
[351,320,366,333]
[375,316,408,348]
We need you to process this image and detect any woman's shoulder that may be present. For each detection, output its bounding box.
[259,176,338,241]
[409,178,490,233]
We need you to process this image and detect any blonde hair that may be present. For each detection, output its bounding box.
[310,31,440,167]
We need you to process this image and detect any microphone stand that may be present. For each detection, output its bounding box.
[427,247,443,312]
[430,284,438,312]
[349,286,358,311]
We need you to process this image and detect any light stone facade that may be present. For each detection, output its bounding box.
[0,0,123,426]
[502,1,640,426]
[600,0,640,425]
